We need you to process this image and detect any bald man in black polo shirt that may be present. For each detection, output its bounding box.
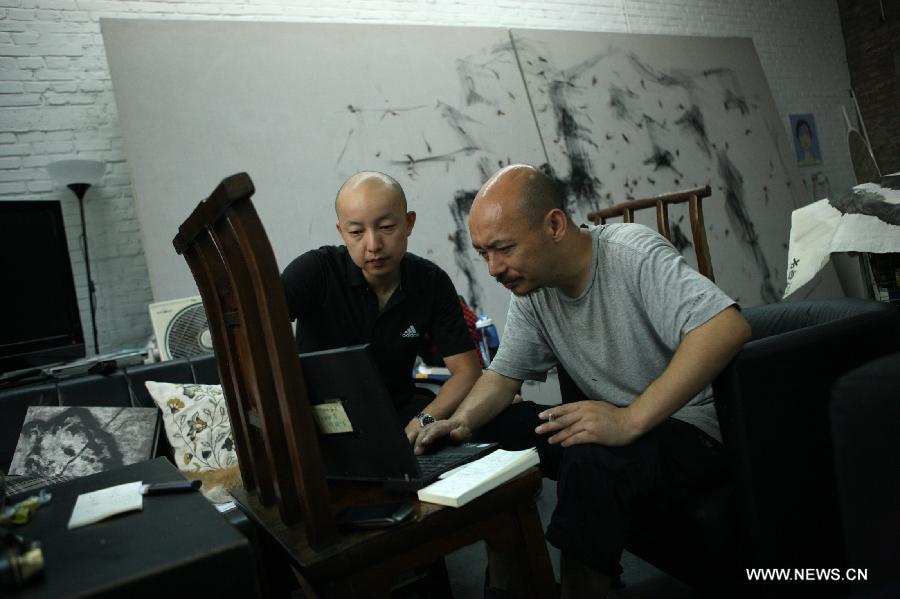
[281,172,482,443]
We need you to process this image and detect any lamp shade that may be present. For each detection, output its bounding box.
[48,159,105,187]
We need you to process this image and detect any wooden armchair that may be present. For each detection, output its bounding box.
[173,173,556,598]
[587,185,714,281]
[572,186,730,590]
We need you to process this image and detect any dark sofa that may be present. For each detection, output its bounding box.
[0,354,220,475]
[558,298,900,595]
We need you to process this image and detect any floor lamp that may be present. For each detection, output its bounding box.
[48,159,106,355]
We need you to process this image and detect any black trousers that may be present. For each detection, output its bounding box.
[475,401,727,577]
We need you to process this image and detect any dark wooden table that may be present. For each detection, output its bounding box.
[233,466,556,598]
[6,457,257,598]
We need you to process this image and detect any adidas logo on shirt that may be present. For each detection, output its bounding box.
[401,325,419,338]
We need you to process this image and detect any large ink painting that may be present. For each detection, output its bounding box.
[306,29,809,314]
[104,21,831,336]
[9,406,158,478]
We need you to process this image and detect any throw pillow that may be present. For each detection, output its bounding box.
[145,381,237,472]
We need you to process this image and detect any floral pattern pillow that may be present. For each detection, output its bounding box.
[145,382,237,472]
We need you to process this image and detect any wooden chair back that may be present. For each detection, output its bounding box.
[586,185,715,281]
[173,173,557,597]
[173,172,336,548]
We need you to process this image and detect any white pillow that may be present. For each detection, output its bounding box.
[145,381,237,472]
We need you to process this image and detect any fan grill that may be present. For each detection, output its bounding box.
[164,303,212,359]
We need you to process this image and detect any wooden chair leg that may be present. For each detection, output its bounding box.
[514,500,557,599]
[420,558,454,599]
[482,503,557,599]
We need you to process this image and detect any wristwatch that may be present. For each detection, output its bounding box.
[416,412,436,427]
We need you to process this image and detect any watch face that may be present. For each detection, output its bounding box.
[417,413,436,427]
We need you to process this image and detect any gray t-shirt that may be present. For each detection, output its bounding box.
[489,223,736,442]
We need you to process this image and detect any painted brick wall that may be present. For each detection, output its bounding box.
[1,0,853,355]
[837,0,900,176]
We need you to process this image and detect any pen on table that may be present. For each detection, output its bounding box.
[139,480,202,496]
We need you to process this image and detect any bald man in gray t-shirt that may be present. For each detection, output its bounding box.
[491,222,735,443]
[413,165,750,599]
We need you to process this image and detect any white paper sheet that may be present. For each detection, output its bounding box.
[784,181,900,297]
[67,481,144,530]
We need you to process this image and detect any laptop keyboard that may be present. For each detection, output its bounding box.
[381,443,498,493]
[416,452,469,478]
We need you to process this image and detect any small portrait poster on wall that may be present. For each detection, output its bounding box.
[790,113,823,167]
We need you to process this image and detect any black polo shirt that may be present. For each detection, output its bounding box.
[281,245,475,406]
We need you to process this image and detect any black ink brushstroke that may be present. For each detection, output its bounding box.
[717,149,779,302]
[608,85,639,122]
[449,189,484,311]
[702,67,755,115]
[674,105,711,157]
[458,61,494,107]
[545,80,602,213]
[436,101,482,148]
[628,53,695,89]
[670,221,693,253]
[345,104,427,118]
[335,129,353,165]
[642,115,683,178]
[390,146,479,177]
[829,187,900,226]
[723,89,750,115]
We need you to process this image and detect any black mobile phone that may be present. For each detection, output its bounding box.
[336,501,416,530]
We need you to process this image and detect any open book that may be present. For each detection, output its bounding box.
[417,448,539,507]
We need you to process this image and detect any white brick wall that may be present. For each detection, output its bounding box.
[0,0,852,355]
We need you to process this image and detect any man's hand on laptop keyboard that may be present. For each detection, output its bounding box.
[412,417,472,455]
[405,419,422,445]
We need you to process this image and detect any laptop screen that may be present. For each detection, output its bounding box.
[298,344,420,481]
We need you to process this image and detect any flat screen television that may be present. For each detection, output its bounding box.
[0,200,85,373]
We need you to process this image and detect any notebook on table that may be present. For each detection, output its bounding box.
[298,344,497,493]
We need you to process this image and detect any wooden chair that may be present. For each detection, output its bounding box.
[586,186,715,281]
[173,172,556,598]
[577,185,729,590]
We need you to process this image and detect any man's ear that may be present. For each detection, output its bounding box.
[546,209,567,241]
[335,222,342,235]
[405,211,417,236]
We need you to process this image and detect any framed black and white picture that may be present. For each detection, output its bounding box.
[9,406,159,478]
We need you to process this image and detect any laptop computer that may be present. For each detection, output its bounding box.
[298,344,497,492]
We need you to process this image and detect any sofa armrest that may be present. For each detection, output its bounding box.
[713,303,900,569]
[831,351,900,593]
